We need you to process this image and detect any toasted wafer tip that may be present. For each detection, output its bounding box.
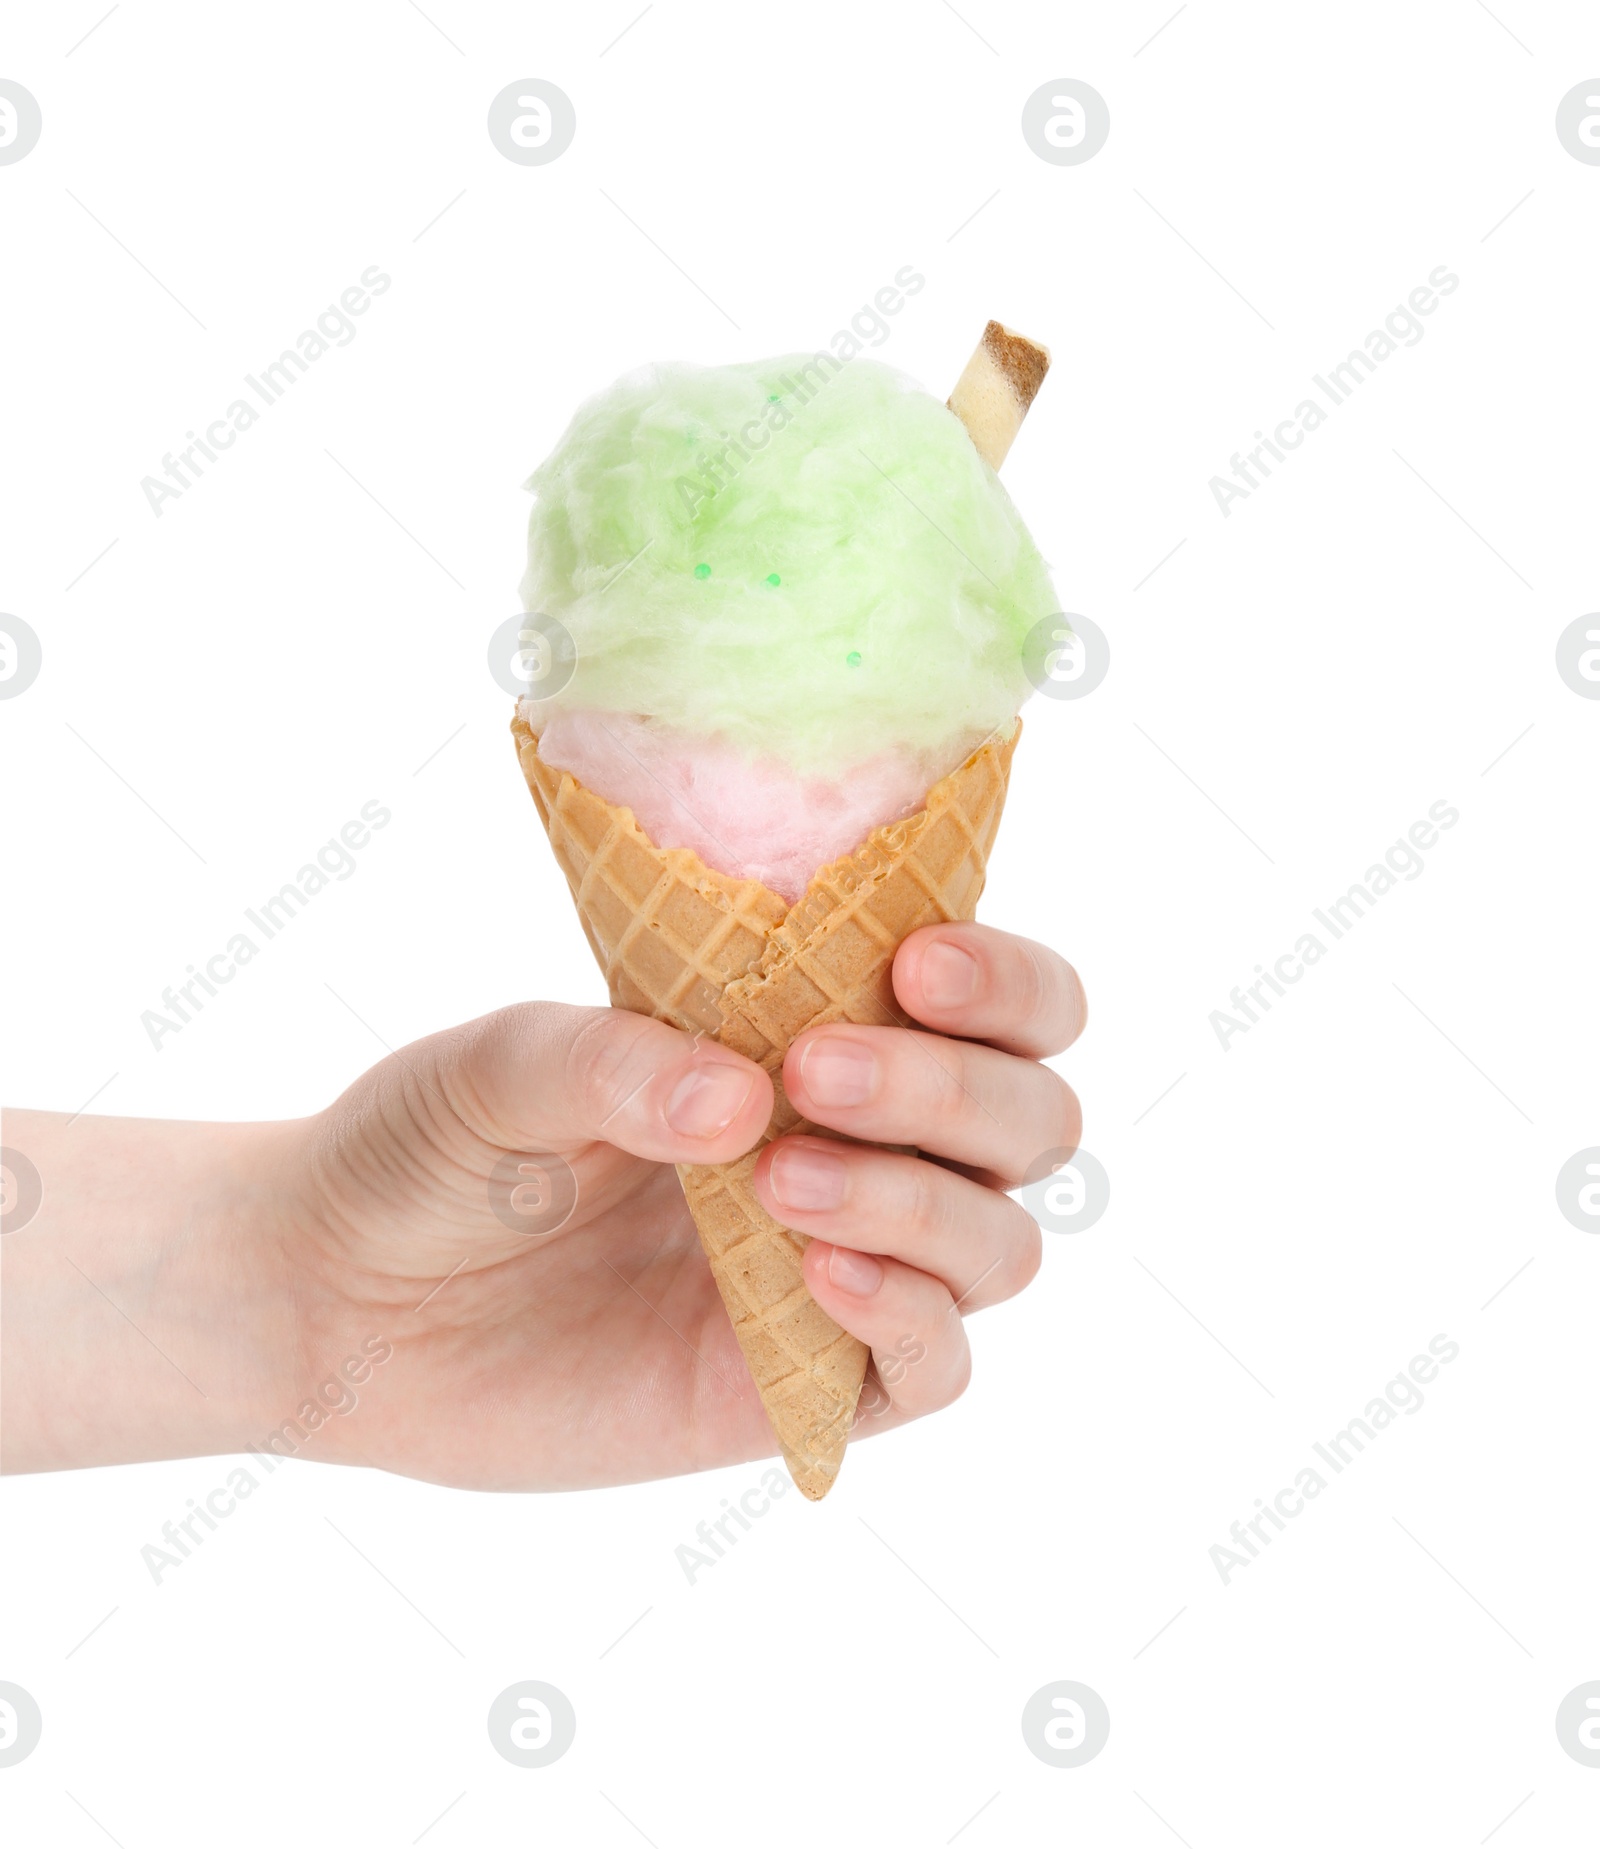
[947,320,1051,470]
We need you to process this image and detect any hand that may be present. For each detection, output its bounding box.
[284,919,1083,1490]
[3,924,1084,1491]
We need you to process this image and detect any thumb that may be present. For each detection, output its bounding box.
[450,1001,773,1166]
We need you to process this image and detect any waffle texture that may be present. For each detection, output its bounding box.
[514,711,1018,1496]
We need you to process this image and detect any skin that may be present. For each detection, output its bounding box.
[2,922,1084,1491]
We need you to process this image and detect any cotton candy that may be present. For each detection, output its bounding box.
[532,705,998,903]
[519,353,1055,779]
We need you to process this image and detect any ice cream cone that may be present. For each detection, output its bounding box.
[511,318,1049,1494]
[514,711,1019,1497]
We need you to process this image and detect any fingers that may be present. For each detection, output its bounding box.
[801,1241,972,1421]
[781,1022,1079,1184]
[892,921,1086,1058]
[445,1002,773,1166]
[756,1124,1048,1428]
[753,1137,1040,1311]
[780,920,1085,1179]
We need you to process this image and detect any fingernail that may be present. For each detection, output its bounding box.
[827,1244,883,1297]
[799,1036,877,1107]
[768,1143,848,1212]
[664,1062,757,1138]
[921,939,979,1008]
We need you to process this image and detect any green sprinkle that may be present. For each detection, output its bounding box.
[767,393,780,403]
[765,573,781,586]
[693,562,711,580]
[846,650,862,667]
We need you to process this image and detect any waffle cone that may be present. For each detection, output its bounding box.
[513,713,1019,1496]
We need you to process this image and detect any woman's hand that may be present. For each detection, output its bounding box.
[2,923,1084,1491]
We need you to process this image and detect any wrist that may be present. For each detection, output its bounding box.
[1,1111,308,1472]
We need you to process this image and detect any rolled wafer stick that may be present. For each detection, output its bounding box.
[947,319,1051,470]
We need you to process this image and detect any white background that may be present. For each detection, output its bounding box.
[4,1,1599,1842]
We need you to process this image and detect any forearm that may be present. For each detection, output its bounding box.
[1,1110,304,1472]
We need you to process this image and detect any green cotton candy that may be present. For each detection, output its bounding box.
[518,353,1056,778]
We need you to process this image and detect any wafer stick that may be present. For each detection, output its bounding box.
[947,319,1051,469]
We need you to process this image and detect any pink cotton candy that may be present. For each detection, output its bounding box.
[530,705,978,904]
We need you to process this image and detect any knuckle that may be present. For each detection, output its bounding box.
[565,1008,651,1127]
[1009,937,1052,1024]
[463,1000,541,1077]
[446,1002,557,1138]
[901,1155,955,1242]
[924,1040,978,1132]
[992,1067,1076,1190]
[1032,942,1083,1040]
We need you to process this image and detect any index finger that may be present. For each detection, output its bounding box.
[891,922,1086,1058]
